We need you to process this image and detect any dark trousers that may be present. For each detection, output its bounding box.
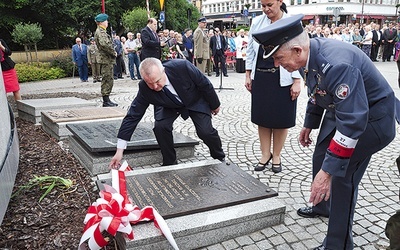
[153,110,225,165]
[383,42,395,61]
[77,63,88,81]
[370,43,379,61]
[397,60,400,88]
[113,55,123,78]
[311,98,396,249]
[213,49,227,75]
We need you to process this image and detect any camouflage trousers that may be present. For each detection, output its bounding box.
[100,63,114,96]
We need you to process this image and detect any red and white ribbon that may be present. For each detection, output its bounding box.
[79,165,179,250]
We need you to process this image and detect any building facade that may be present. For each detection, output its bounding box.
[200,0,398,29]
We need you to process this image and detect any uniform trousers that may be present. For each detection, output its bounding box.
[312,97,396,249]
[100,63,114,96]
[153,110,225,165]
[196,59,207,74]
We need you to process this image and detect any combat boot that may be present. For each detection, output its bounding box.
[102,95,118,107]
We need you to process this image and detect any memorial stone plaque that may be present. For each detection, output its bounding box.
[97,162,277,219]
[67,120,198,153]
[43,107,126,123]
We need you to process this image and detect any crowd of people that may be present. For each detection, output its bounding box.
[304,21,398,62]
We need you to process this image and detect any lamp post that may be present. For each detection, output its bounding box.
[361,0,365,24]
[230,2,235,29]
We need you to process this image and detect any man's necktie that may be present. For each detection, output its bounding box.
[162,86,189,119]
[163,86,182,106]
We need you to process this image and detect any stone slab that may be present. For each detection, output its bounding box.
[69,135,196,176]
[96,161,285,250]
[97,162,277,219]
[67,120,199,153]
[41,107,126,140]
[17,97,97,124]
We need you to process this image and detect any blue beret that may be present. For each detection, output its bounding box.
[95,13,109,22]
[252,14,304,59]
[198,17,207,23]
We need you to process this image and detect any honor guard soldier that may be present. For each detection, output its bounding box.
[94,13,118,107]
[252,14,400,250]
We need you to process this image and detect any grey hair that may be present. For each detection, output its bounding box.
[139,58,163,78]
[280,30,309,51]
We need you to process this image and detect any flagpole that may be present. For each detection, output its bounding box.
[101,0,105,13]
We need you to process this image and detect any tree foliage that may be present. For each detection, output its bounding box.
[122,8,155,34]
[12,22,44,63]
[0,0,201,51]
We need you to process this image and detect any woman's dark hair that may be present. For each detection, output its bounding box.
[281,2,288,13]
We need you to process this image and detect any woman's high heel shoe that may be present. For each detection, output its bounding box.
[254,153,273,171]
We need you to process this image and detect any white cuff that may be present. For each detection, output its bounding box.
[117,138,128,149]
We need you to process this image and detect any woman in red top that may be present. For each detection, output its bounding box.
[0,39,21,101]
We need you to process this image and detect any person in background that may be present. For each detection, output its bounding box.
[394,39,400,88]
[352,28,363,48]
[120,36,129,77]
[210,27,228,77]
[0,39,21,101]
[341,28,353,44]
[109,58,225,167]
[370,24,381,62]
[382,22,397,62]
[72,37,89,82]
[193,17,210,74]
[112,33,124,80]
[175,33,189,60]
[140,18,166,61]
[182,28,194,63]
[94,13,118,107]
[361,25,373,58]
[205,29,214,76]
[252,14,400,249]
[87,37,101,83]
[245,0,302,173]
[125,32,141,80]
[235,29,248,62]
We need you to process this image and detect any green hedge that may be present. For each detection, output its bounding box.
[15,62,66,83]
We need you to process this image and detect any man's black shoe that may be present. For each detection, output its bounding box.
[297,207,329,218]
[216,74,220,77]
[313,245,327,250]
[224,74,229,77]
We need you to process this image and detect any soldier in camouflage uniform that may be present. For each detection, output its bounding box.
[94,13,118,107]
[87,37,101,83]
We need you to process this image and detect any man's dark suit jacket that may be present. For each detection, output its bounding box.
[140,26,161,60]
[117,59,221,141]
[372,30,381,46]
[383,28,397,43]
[312,33,324,38]
[209,35,227,56]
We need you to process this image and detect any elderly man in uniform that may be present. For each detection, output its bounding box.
[193,17,210,74]
[109,57,225,168]
[252,14,400,250]
[94,13,118,107]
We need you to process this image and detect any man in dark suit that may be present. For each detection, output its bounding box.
[210,27,228,77]
[382,22,397,62]
[140,18,166,60]
[72,37,89,82]
[109,58,225,167]
[312,27,324,38]
[370,23,381,61]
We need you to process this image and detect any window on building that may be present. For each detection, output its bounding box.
[297,0,301,4]
[305,0,309,4]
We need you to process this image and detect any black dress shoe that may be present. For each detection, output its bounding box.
[215,74,220,77]
[297,207,329,218]
[313,245,326,250]
[254,154,273,171]
[223,74,229,77]
[272,162,282,173]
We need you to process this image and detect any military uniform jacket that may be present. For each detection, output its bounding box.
[94,26,116,64]
[193,27,210,59]
[304,38,400,177]
[87,44,100,64]
[117,59,220,141]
